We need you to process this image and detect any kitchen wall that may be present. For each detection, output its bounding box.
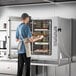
[0,2,76,76]
[0,2,76,24]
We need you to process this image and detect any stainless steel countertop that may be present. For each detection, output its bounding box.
[0,57,71,66]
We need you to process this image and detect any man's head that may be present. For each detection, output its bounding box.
[21,13,31,24]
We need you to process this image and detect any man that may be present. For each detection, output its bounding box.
[16,13,44,76]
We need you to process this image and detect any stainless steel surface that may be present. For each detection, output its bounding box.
[58,18,71,58]
[71,19,76,57]
[0,59,17,75]
[31,58,70,66]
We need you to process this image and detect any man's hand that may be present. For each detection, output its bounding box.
[16,39,19,42]
[25,35,44,43]
[37,35,44,40]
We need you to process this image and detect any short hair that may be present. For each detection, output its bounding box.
[21,13,30,20]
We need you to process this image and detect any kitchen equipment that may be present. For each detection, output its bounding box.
[3,41,6,49]
[8,17,76,66]
[0,41,6,49]
[32,20,51,55]
[3,23,7,29]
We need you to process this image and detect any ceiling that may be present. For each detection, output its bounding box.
[0,0,76,6]
[54,0,76,2]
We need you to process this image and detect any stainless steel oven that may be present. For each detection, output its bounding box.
[7,17,76,65]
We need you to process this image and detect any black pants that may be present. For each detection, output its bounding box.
[17,53,30,76]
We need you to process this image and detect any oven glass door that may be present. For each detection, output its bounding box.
[31,20,52,55]
[9,19,21,59]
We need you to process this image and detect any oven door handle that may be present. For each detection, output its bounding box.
[58,28,62,32]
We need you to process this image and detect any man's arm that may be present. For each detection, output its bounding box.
[16,27,19,42]
[26,35,44,43]
[24,25,44,43]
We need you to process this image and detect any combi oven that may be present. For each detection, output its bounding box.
[7,17,76,65]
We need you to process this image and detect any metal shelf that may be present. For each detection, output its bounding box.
[0,49,7,51]
[11,30,16,31]
[34,42,49,45]
[0,29,7,31]
[34,49,49,53]
[34,29,48,31]
[11,48,17,50]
